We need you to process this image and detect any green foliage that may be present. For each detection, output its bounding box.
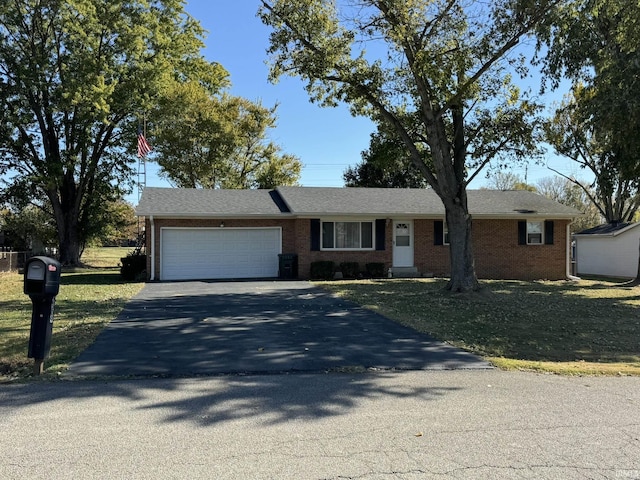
[91,200,138,247]
[120,253,146,281]
[151,83,302,189]
[0,0,228,265]
[344,125,429,188]
[538,0,640,223]
[365,262,385,278]
[1,206,57,251]
[310,260,334,280]
[338,262,359,279]
[543,94,640,223]
[259,0,555,292]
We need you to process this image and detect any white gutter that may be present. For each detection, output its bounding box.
[149,215,155,281]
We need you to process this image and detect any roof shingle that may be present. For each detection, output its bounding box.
[136,186,580,218]
[136,187,289,217]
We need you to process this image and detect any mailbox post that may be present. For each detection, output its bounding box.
[24,256,61,375]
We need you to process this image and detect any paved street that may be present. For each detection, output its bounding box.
[1,370,639,479]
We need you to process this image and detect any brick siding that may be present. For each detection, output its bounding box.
[145,217,570,281]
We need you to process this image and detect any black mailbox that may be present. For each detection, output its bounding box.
[23,256,61,373]
[24,256,61,297]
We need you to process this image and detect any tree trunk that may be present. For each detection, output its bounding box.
[56,209,82,265]
[49,186,82,266]
[444,200,480,292]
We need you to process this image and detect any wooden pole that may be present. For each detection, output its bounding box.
[33,359,44,376]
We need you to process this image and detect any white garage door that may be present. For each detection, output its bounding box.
[161,228,281,281]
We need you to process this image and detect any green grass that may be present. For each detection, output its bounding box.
[4,248,639,379]
[81,246,135,268]
[319,278,640,376]
[0,248,144,381]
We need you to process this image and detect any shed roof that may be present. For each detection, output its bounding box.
[136,186,581,218]
[574,222,640,237]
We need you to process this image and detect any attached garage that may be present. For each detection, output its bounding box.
[160,227,282,281]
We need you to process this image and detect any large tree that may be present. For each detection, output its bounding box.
[150,82,302,189]
[538,0,640,223]
[344,124,428,188]
[0,0,227,265]
[535,175,602,232]
[260,0,549,292]
[544,95,640,223]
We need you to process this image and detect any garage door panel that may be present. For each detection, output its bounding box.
[161,228,281,280]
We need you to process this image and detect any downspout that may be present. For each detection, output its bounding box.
[566,221,580,281]
[150,215,155,281]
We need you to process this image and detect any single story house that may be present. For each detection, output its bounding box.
[574,222,640,279]
[135,186,580,282]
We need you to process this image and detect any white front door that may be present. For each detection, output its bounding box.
[393,221,414,267]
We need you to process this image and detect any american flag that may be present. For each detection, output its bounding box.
[137,128,152,158]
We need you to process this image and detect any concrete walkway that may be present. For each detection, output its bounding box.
[66,281,489,377]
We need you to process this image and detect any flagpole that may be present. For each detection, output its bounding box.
[138,115,147,203]
[136,115,150,254]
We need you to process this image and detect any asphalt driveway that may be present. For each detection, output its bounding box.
[66,281,489,377]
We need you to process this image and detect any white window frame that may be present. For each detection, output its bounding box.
[526,221,544,245]
[321,220,375,251]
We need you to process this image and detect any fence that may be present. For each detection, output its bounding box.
[0,247,31,273]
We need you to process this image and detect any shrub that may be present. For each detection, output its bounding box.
[339,262,359,279]
[366,262,385,278]
[120,253,146,281]
[310,261,334,280]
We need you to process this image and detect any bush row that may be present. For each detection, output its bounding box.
[120,254,146,281]
[310,261,385,280]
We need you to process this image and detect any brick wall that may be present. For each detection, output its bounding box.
[415,218,569,280]
[473,219,569,280]
[145,217,569,281]
[414,219,449,276]
[291,219,392,278]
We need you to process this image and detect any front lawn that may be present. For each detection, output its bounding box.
[0,252,144,381]
[320,278,640,376]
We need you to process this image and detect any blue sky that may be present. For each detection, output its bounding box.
[136,1,584,199]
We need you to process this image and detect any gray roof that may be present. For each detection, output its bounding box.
[136,187,289,217]
[136,186,580,218]
[575,221,640,236]
[277,187,580,218]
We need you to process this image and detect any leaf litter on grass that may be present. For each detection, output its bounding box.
[319,278,640,375]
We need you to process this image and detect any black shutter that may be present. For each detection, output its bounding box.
[518,221,527,245]
[310,219,320,251]
[434,220,444,246]
[545,220,554,245]
[375,219,386,250]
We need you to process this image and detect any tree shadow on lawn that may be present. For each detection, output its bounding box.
[492,281,640,364]
[60,271,131,286]
[331,279,640,364]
